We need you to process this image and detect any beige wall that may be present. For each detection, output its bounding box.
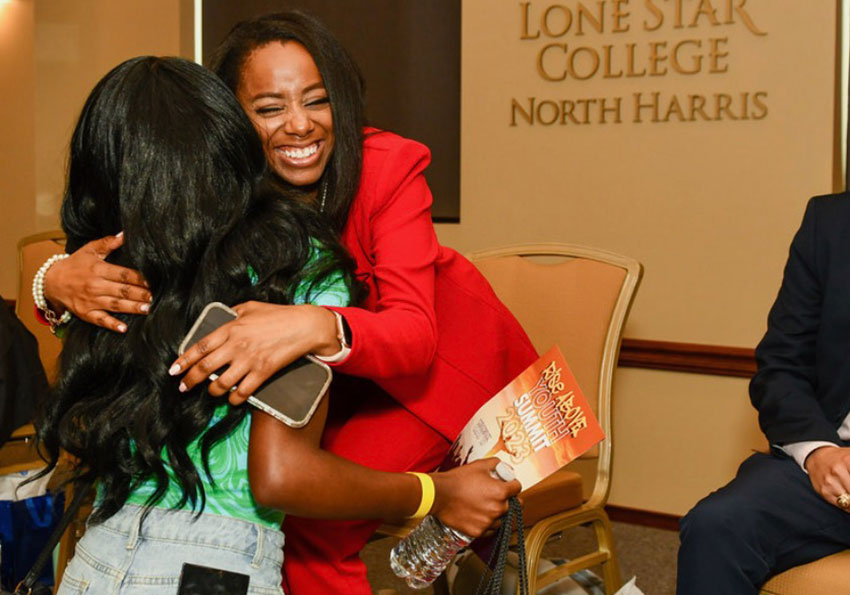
[445,0,840,514]
[610,369,764,515]
[1,0,36,300]
[0,0,191,298]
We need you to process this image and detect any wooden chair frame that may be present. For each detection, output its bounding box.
[15,230,67,318]
[16,231,66,382]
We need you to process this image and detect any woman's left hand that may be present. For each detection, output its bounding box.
[430,458,522,538]
[169,301,339,404]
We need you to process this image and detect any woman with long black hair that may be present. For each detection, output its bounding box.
[42,55,518,595]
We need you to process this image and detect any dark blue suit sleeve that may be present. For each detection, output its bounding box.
[749,197,841,445]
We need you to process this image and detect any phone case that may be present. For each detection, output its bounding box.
[177,563,249,595]
[179,302,332,428]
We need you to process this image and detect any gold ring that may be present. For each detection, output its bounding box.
[837,493,850,510]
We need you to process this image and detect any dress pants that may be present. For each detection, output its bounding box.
[677,452,850,594]
[281,384,450,594]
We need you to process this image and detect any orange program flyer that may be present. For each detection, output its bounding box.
[440,345,604,490]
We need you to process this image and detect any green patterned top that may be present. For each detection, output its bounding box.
[125,263,349,528]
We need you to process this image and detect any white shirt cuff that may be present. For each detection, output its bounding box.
[777,441,840,473]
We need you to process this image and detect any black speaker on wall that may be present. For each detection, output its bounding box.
[203,0,461,222]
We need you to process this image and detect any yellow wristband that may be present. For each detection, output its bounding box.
[406,472,435,519]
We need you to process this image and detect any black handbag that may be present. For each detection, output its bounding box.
[1,480,91,595]
[475,496,529,595]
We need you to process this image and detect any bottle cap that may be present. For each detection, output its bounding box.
[492,461,516,482]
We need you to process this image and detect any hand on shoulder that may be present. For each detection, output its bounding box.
[171,301,339,404]
[42,234,150,333]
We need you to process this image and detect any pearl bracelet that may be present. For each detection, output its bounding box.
[33,253,72,332]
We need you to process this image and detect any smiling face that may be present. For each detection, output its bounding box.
[236,41,334,189]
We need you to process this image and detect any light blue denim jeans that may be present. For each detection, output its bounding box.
[57,504,285,595]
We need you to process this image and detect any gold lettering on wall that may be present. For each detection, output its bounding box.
[535,37,737,81]
[510,91,768,126]
[513,0,769,126]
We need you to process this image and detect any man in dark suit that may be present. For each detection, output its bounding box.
[677,194,850,593]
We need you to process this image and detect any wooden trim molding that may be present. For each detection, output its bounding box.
[0,296,758,379]
[618,338,756,378]
[605,504,681,532]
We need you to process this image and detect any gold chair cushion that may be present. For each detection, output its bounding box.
[760,550,850,595]
[520,469,584,527]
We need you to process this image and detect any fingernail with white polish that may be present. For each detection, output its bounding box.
[178,382,187,393]
[140,303,150,313]
[117,323,127,333]
[169,364,181,376]
[116,231,124,239]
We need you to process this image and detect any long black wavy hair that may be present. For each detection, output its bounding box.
[37,56,358,523]
[210,10,366,235]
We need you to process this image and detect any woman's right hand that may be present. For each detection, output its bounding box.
[42,234,151,333]
[429,458,522,538]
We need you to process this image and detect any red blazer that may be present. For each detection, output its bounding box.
[329,129,537,441]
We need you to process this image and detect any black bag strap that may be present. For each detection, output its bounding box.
[13,479,93,595]
[475,496,529,595]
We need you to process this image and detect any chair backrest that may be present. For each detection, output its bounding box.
[467,243,642,507]
[16,231,67,382]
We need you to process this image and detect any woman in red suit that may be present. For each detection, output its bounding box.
[40,11,537,594]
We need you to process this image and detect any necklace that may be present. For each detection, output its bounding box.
[320,183,328,213]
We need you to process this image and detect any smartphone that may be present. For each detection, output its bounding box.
[179,302,332,428]
[176,563,249,595]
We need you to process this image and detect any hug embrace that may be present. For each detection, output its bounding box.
[35,10,537,595]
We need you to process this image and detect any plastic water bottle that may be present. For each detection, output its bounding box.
[389,461,516,589]
[390,514,472,588]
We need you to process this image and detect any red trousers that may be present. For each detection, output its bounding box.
[281,386,450,594]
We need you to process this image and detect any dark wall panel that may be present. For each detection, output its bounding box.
[203,0,460,221]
